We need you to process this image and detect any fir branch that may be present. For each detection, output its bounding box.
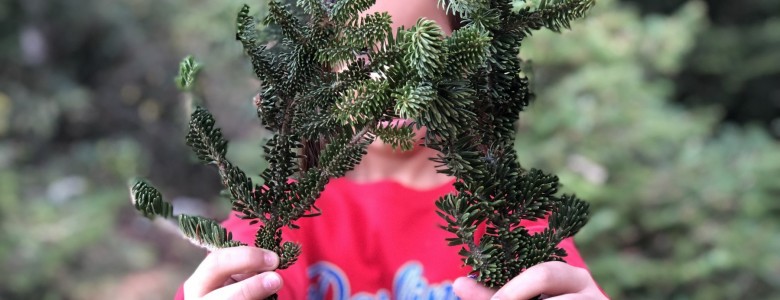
[330,0,375,23]
[179,215,247,251]
[514,169,561,220]
[372,122,416,151]
[175,56,202,92]
[405,19,446,80]
[317,135,365,177]
[549,194,590,238]
[464,4,502,32]
[218,160,257,218]
[185,106,229,164]
[442,26,492,78]
[536,0,595,32]
[237,5,284,87]
[129,179,247,252]
[334,79,391,125]
[439,0,489,17]
[417,80,477,142]
[511,0,596,32]
[132,1,596,296]
[129,179,174,219]
[185,106,267,223]
[297,0,328,20]
[341,12,394,51]
[429,0,594,288]
[393,81,436,120]
[264,1,305,44]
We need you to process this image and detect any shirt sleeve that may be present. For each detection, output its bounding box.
[173,285,184,300]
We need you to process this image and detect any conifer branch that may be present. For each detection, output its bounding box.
[175,56,202,92]
[129,179,246,251]
[406,19,446,80]
[130,179,174,220]
[535,0,595,32]
[179,215,248,251]
[132,0,595,296]
[330,0,375,23]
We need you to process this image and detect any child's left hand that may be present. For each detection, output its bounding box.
[452,261,607,300]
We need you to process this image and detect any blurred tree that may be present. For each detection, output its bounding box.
[0,0,288,297]
[168,0,267,134]
[0,0,236,298]
[0,0,221,197]
[517,0,780,298]
[620,0,780,138]
[2,0,777,298]
[0,139,145,298]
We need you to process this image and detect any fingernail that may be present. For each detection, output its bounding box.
[265,252,279,267]
[264,273,281,290]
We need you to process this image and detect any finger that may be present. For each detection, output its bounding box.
[223,272,258,286]
[544,287,607,300]
[543,294,597,300]
[203,272,283,300]
[184,246,279,297]
[492,262,591,300]
[452,276,497,300]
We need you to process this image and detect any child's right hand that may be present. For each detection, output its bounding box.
[182,246,282,300]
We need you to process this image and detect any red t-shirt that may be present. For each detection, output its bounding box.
[175,177,589,299]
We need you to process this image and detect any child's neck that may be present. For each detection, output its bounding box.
[344,141,454,190]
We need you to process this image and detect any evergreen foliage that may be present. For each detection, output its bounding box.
[130,0,594,294]
[4,0,777,298]
[0,0,211,297]
[622,0,780,138]
[517,0,780,298]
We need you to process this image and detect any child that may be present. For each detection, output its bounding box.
[177,0,605,299]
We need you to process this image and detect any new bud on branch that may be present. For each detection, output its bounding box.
[130,0,595,297]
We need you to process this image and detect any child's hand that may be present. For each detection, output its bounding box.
[452,261,606,300]
[183,246,282,300]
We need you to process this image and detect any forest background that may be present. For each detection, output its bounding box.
[1,0,778,299]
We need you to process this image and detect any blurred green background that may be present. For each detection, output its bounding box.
[0,0,778,299]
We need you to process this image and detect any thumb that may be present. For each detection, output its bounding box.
[452,276,497,300]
